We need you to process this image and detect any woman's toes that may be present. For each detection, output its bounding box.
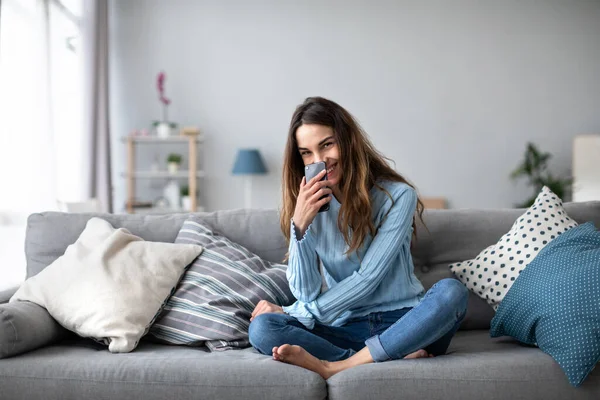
[272,346,281,360]
[404,349,429,359]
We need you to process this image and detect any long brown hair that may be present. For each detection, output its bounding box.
[280,97,424,258]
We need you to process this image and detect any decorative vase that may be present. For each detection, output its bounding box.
[156,122,171,138]
[163,180,181,210]
[167,162,179,174]
[181,196,191,211]
[151,154,160,172]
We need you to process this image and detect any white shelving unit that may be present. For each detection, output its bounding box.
[122,132,204,213]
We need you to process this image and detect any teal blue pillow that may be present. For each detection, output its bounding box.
[490,222,600,387]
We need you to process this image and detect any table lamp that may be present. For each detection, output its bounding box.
[232,149,268,208]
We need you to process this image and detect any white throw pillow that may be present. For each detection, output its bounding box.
[449,186,577,310]
[10,218,202,353]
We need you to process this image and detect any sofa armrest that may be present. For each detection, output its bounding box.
[0,286,19,304]
[0,301,69,359]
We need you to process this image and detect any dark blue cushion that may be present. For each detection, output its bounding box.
[490,222,600,387]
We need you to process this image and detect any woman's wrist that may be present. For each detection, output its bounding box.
[291,217,307,238]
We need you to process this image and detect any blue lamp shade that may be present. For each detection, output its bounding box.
[232,149,268,175]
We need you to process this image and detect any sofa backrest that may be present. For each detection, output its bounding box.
[25,209,287,279]
[25,201,600,330]
[411,201,600,329]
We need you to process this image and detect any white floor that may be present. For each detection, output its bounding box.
[0,224,26,291]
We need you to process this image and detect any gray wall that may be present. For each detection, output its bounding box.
[109,0,600,212]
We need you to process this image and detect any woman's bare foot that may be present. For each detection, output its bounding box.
[403,349,431,359]
[272,345,433,380]
[272,345,334,379]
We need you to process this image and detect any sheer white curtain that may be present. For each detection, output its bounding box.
[0,0,83,290]
[0,0,56,215]
[51,0,86,204]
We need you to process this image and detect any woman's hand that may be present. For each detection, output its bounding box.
[292,169,332,236]
[250,300,284,322]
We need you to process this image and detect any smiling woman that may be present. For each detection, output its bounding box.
[247,96,469,380]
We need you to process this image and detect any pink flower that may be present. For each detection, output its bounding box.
[157,71,171,106]
[157,72,165,91]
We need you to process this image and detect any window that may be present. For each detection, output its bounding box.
[50,0,85,202]
[0,0,83,290]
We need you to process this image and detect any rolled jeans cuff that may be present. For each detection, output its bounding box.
[365,334,391,363]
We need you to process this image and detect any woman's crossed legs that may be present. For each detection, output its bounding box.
[249,278,469,379]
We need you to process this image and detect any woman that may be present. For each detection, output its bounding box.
[248,97,468,379]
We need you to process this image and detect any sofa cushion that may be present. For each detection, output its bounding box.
[491,222,600,387]
[326,330,600,400]
[12,218,202,353]
[0,301,69,359]
[449,186,577,310]
[0,340,326,400]
[149,215,295,351]
[24,209,287,279]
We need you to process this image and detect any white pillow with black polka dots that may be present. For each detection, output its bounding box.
[449,186,577,311]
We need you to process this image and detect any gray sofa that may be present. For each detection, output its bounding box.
[1,203,600,400]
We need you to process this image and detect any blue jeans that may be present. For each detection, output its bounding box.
[249,278,468,362]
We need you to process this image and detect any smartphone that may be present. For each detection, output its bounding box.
[305,161,330,212]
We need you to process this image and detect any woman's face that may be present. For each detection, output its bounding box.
[295,124,341,187]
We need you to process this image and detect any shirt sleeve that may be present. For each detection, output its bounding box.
[283,186,417,329]
[285,219,323,303]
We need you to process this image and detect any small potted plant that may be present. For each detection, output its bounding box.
[152,120,178,137]
[167,153,182,174]
[180,185,191,211]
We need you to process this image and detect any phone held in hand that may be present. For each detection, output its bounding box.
[305,161,330,213]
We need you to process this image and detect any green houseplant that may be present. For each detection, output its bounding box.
[180,185,191,211]
[167,153,182,174]
[180,185,189,197]
[510,142,572,208]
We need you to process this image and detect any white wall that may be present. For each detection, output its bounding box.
[109,0,600,212]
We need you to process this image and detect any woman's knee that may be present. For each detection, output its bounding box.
[436,278,469,310]
[248,313,287,353]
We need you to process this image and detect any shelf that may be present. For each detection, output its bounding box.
[121,171,206,178]
[124,129,203,214]
[121,135,204,143]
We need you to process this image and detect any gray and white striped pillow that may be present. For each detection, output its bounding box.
[149,216,295,351]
